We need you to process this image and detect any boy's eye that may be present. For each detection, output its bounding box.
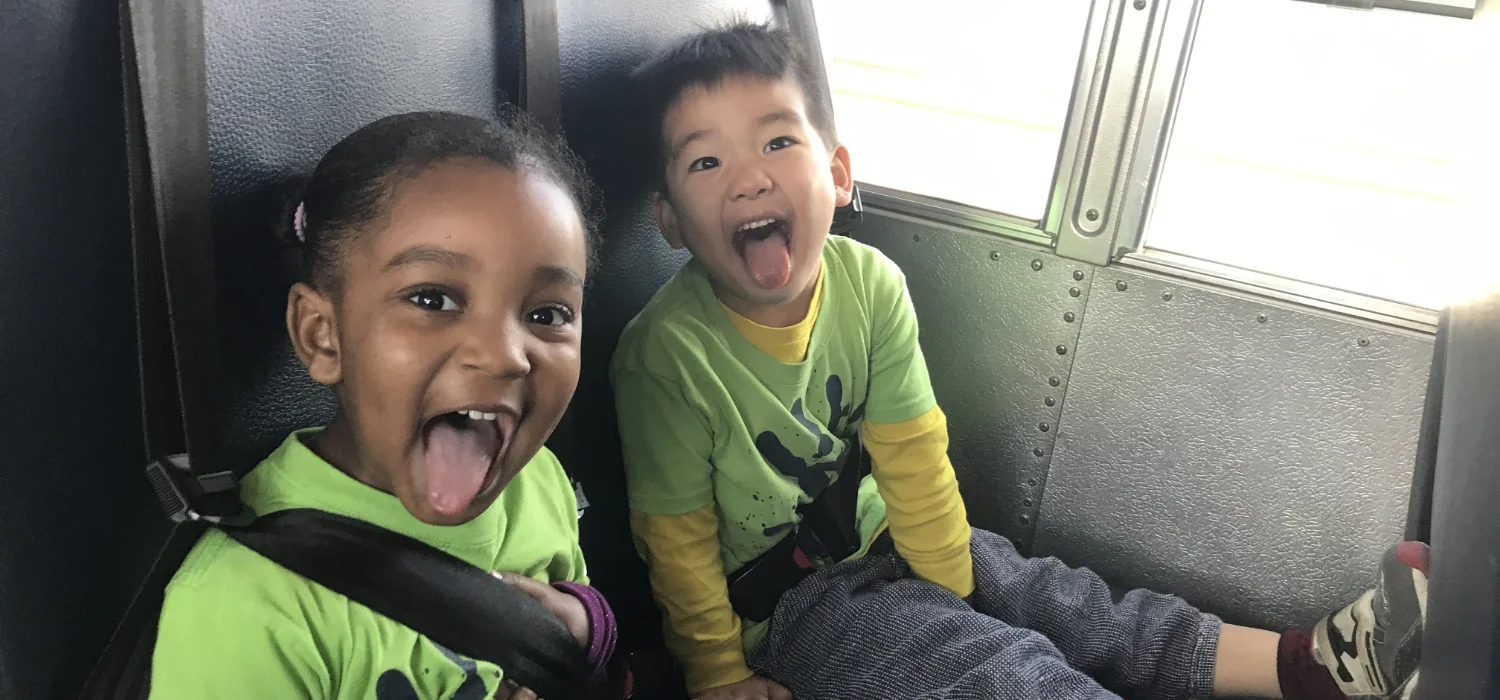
[765,136,797,153]
[408,290,459,312]
[527,304,576,327]
[687,156,720,173]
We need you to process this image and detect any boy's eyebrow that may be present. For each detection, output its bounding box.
[756,109,800,128]
[384,245,476,272]
[534,264,584,288]
[669,127,716,162]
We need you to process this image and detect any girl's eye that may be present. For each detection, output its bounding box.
[408,290,459,312]
[765,136,797,153]
[687,156,720,173]
[527,304,575,327]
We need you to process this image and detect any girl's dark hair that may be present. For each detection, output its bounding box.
[275,108,603,291]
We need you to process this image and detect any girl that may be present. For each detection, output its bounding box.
[151,110,612,700]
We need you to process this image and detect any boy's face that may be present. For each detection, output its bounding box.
[288,161,587,526]
[653,74,853,318]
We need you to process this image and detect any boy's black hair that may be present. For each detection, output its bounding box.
[632,20,835,192]
[277,108,603,292]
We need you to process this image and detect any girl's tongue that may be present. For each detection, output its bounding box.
[741,230,792,290]
[423,413,500,517]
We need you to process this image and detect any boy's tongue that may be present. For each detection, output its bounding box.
[742,233,791,290]
[423,417,498,517]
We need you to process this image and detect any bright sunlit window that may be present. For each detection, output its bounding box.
[813,0,1092,221]
[1148,0,1497,310]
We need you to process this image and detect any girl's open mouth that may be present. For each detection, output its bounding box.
[420,408,515,517]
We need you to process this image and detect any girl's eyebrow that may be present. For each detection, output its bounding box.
[534,264,583,288]
[384,245,476,272]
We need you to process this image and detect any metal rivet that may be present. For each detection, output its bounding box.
[1085,208,1100,222]
[1134,0,1147,9]
[1028,477,1039,486]
[1073,270,1085,281]
[1358,338,1371,347]
[1063,311,1076,323]
[1115,280,1128,292]
[1162,291,1174,301]
[1257,313,1269,323]
[912,233,921,242]
[1049,376,1061,387]
[1019,514,1031,525]
[1023,498,1034,507]
[1069,287,1082,298]
[1056,345,1068,355]
[1031,259,1044,271]
[990,251,1001,261]
[1039,422,1051,432]
[1045,397,1057,407]
[1033,448,1045,457]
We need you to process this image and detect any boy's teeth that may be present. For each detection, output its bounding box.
[739,218,777,232]
[461,410,498,421]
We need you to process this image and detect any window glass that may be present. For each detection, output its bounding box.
[813,0,1092,221]
[1148,0,1496,310]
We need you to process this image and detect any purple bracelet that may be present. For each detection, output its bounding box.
[552,581,617,673]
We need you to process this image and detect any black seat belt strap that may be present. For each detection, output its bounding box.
[80,1,231,697]
[521,0,561,131]
[226,509,599,699]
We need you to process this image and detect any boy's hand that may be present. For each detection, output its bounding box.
[493,572,590,647]
[1311,541,1429,697]
[693,675,792,700]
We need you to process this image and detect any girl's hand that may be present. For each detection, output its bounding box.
[493,572,590,647]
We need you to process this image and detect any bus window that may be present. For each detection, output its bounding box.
[813,0,1092,221]
[1146,0,1495,310]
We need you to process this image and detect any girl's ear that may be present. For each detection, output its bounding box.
[286,283,341,386]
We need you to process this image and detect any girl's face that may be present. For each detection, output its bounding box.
[289,159,587,526]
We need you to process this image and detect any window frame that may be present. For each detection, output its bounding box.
[809,0,1472,333]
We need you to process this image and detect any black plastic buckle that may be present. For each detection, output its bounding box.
[145,454,254,526]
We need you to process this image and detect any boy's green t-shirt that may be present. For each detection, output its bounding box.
[149,431,587,700]
[612,235,937,573]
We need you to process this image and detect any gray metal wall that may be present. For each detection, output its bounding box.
[857,208,1432,631]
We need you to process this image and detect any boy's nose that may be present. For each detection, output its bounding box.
[731,167,774,201]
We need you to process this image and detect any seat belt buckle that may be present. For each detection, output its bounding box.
[145,454,253,526]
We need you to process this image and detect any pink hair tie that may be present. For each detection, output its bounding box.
[293,202,307,243]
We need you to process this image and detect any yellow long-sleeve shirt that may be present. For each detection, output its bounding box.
[629,263,973,693]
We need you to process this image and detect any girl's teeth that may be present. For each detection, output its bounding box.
[462,410,498,421]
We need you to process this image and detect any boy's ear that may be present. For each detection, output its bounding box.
[286,283,342,386]
[830,143,854,208]
[651,192,687,249]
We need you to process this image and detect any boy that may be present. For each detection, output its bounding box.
[611,22,1426,700]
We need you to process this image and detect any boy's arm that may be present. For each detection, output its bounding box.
[860,250,974,598]
[861,405,974,599]
[631,507,754,693]
[613,366,752,694]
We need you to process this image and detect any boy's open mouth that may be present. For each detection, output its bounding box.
[733,216,793,290]
[421,408,516,517]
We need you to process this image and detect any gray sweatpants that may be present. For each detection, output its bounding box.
[745,528,1221,700]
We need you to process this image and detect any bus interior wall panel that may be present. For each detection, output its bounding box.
[554,0,774,656]
[1036,267,1432,632]
[199,0,510,474]
[854,211,1093,551]
[0,1,160,698]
